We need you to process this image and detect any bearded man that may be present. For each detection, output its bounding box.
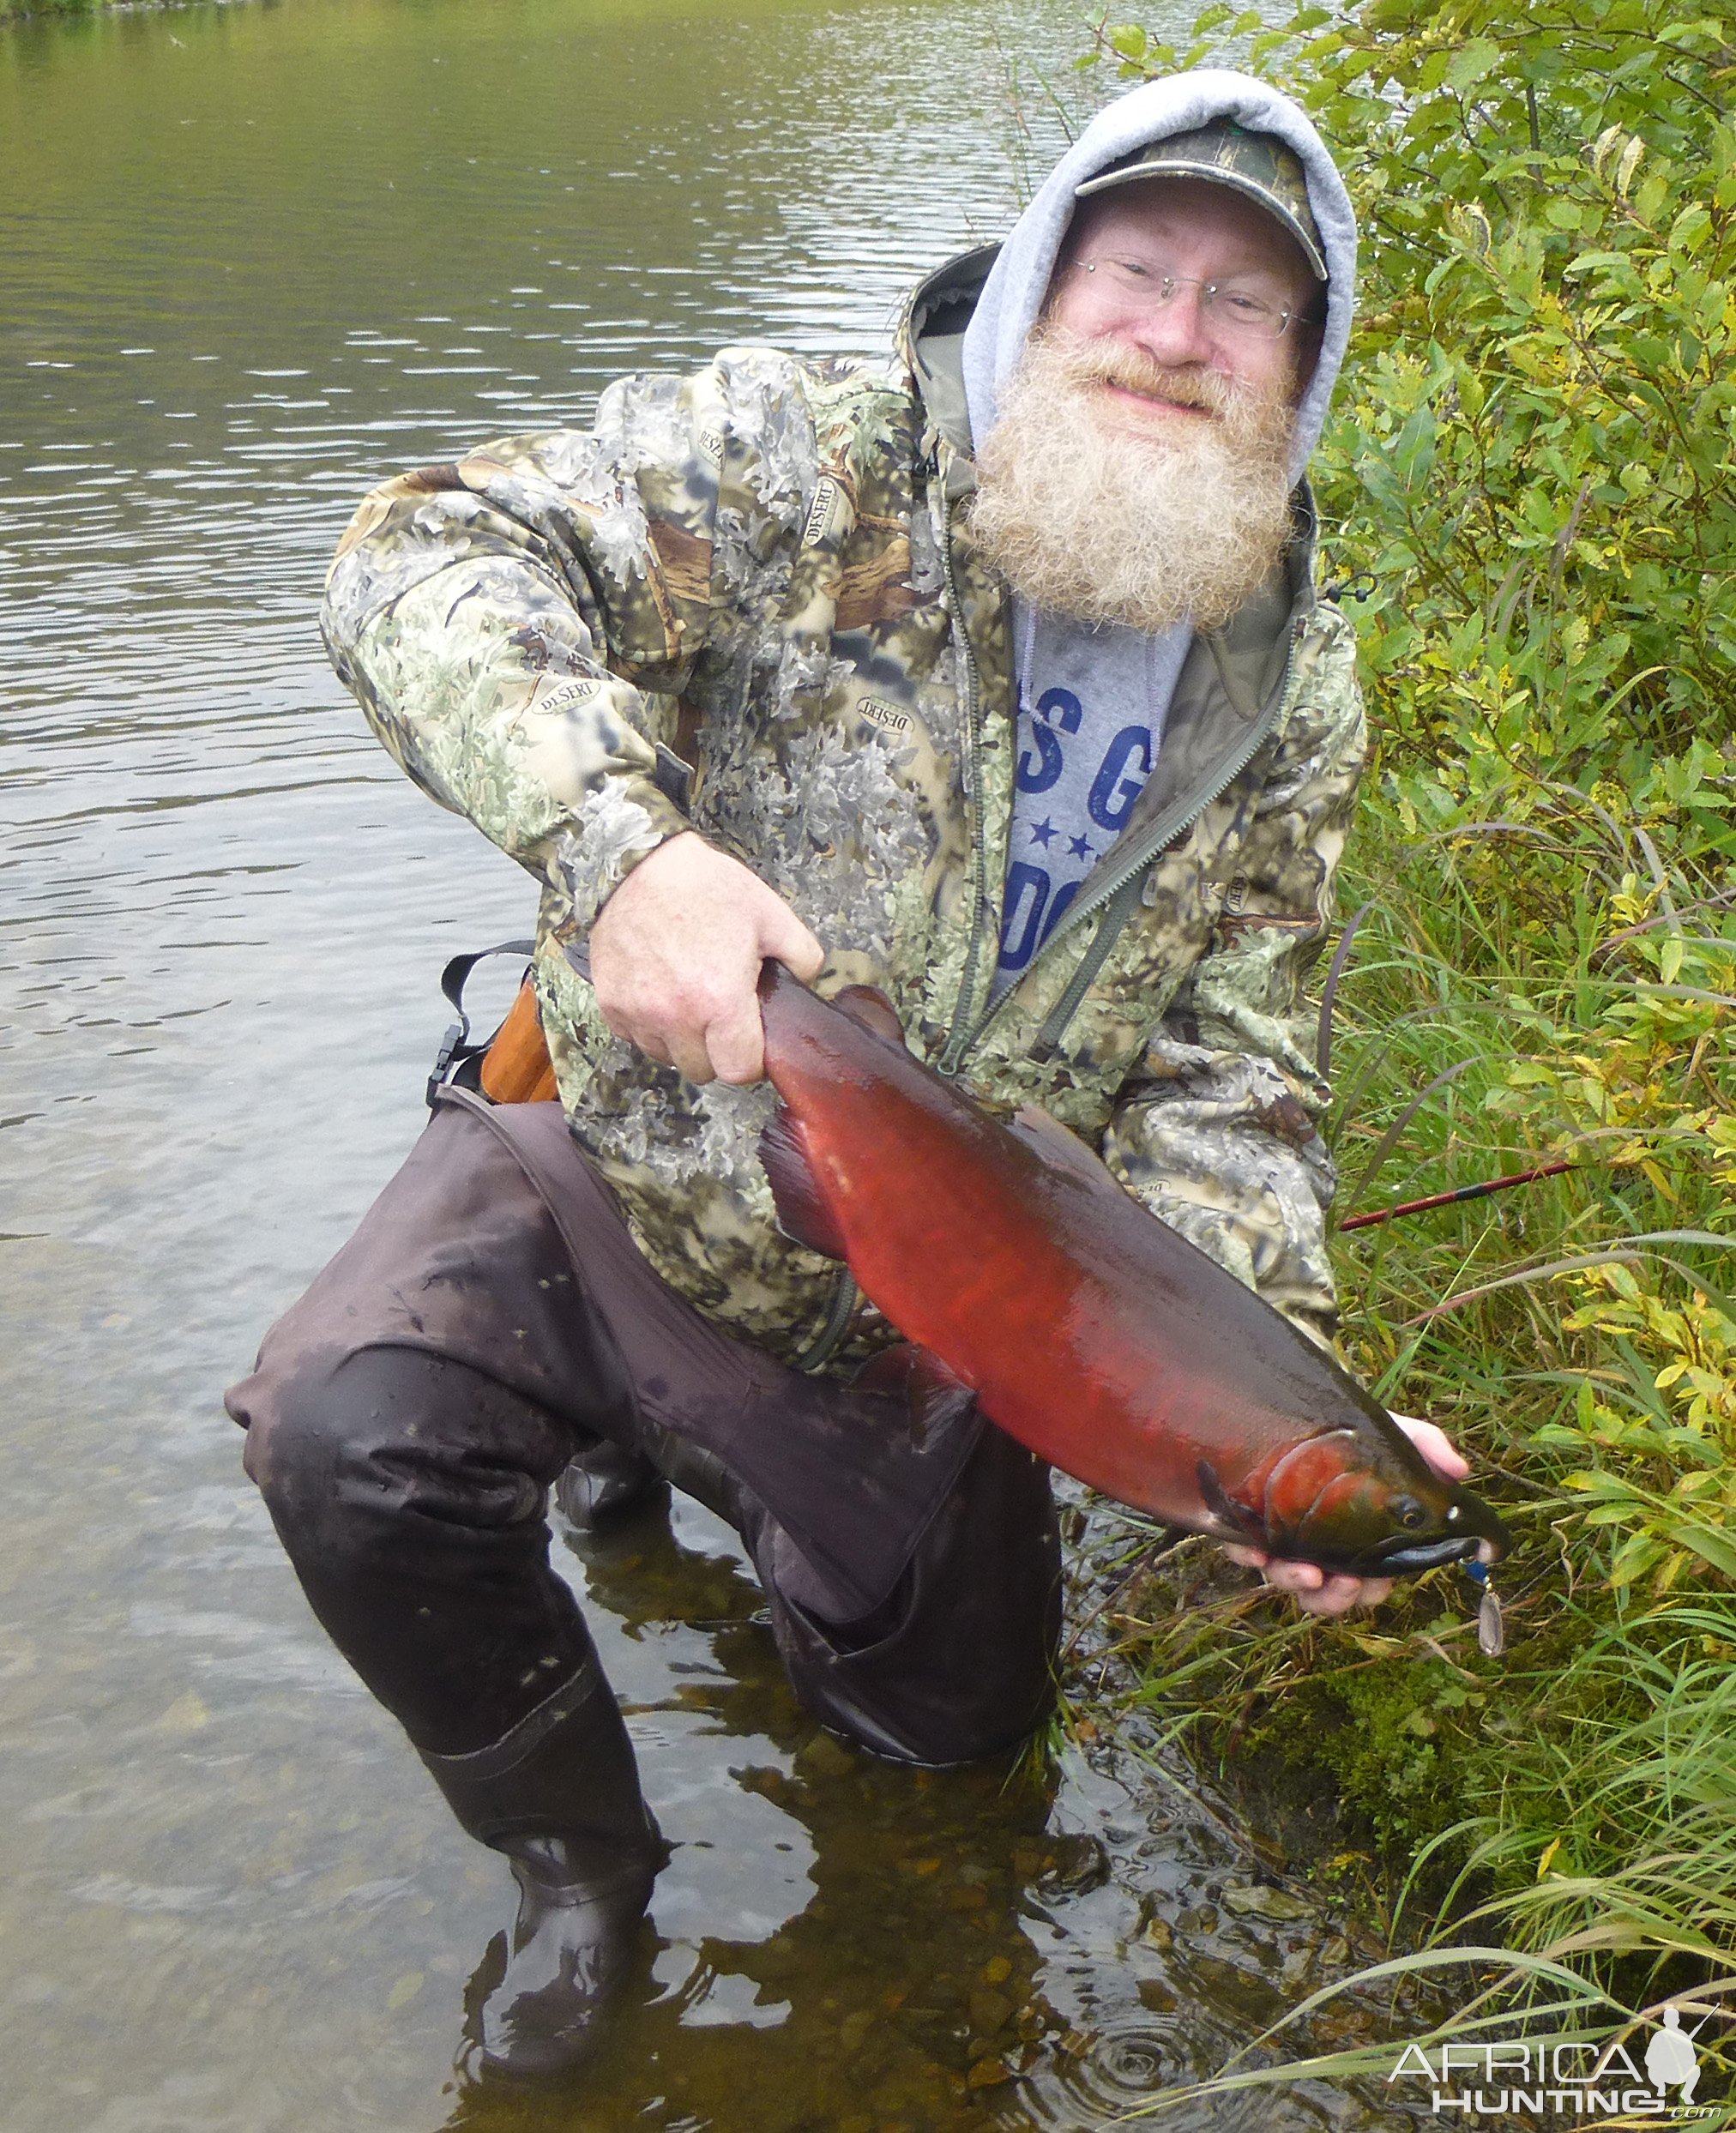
[228,69,1468,2079]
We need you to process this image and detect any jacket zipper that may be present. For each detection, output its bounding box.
[936,489,992,1076]
[793,1265,860,1373]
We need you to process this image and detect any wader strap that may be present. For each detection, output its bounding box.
[427,938,537,1108]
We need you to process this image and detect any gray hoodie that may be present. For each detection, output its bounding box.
[961,70,1358,991]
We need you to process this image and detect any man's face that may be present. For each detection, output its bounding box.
[966,172,1323,636]
[1044,175,1321,424]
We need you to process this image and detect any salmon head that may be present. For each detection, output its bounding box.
[1215,1420,1512,1577]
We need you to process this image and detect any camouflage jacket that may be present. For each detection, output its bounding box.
[322,247,1366,1369]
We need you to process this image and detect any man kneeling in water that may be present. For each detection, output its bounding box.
[229,70,1466,2076]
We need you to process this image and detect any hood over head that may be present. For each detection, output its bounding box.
[960,68,1357,485]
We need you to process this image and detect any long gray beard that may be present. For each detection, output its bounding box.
[967,331,1299,635]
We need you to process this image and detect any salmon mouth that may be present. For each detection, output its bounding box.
[1279,1498,1513,1578]
[1341,1499,1513,1577]
[1272,1531,1488,1578]
[1359,1533,1489,1575]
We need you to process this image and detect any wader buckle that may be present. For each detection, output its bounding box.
[426,938,536,1108]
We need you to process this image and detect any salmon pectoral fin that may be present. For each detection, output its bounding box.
[1196,1458,1265,1544]
[759,1106,849,1259]
[853,1342,977,1449]
[831,985,908,1050]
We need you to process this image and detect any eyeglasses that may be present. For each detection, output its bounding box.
[1070,256,1310,341]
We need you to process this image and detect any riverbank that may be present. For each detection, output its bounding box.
[0,0,199,21]
[4,0,130,21]
[1086,0,1736,2109]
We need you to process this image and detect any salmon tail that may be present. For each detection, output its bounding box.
[759,1106,847,1258]
[853,1342,977,1449]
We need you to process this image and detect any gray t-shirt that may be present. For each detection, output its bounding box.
[992,602,1190,994]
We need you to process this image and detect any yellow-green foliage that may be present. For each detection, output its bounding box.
[1082,0,1736,2058]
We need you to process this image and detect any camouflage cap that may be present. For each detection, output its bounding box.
[1074,121,1327,283]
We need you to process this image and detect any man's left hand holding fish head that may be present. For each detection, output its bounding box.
[1224,1416,1468,1615]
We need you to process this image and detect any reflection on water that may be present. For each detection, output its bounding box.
[1,0,1426,2124]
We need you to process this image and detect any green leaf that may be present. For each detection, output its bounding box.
[1671,204,1713,255]
[1656,16,1727,46]
[1444,39,1504,93]
[1608,1533,1667,1587]
[1670,1525,1736,1580]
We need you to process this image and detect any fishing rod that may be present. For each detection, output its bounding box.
[1338,1160,1576,1232]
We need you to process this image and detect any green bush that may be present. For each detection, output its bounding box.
[1079,0,1736,2106]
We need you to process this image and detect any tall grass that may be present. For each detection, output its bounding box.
[1083,792,1736,2121]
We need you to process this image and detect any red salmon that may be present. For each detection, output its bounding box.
[756,964,1510,1579]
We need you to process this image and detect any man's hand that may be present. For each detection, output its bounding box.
[587,833,825,1084]
[1221,1415,1468,1618]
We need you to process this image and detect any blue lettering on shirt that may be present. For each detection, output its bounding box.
[1015,687,1082,794]
[998,669,1154,984]
[1044,877,1081,941]
[1087,724,1153,833]
[998,861,1050,972]
[997,868,1084,973]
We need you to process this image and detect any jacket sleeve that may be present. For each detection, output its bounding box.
[319,365,737,935]
[1099,612,1367,1345]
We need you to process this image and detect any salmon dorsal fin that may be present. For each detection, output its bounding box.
[759,1107,847,1259]
[831,985,908,1049]
[853,1342,977,1447]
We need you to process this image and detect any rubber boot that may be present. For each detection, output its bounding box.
[636,1419,913,1656]
[554,1432,665,1530]
[417,1648,666,2078]
[636,1420,752,1533]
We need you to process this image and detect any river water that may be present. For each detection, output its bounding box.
[0,3,1425,2126]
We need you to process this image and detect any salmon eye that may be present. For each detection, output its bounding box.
[1395,1496,1428,1530]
